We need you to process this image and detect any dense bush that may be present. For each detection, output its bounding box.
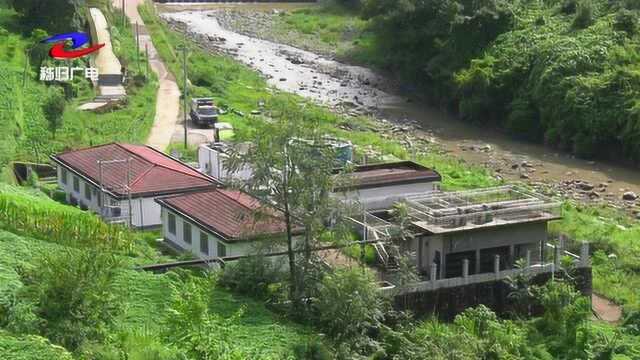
[219,253,286,299]
[15,250,122,351]
[362,0,640,162]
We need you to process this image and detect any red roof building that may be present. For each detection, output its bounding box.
[51,143,218,198]
[156,188,299,241]
[334,161,442,191]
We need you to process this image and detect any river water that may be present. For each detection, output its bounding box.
[162,9,640,207]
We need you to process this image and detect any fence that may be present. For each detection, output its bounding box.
[386,241,590,295]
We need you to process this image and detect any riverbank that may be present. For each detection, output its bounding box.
[161,8,640,217]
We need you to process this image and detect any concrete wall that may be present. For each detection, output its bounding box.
[161,207,232,259]
[416,222,547,277]
[57,165,163,228]
[198,145,252,182]
[391,267,592,320]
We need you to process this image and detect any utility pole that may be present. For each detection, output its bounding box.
[178,37,188,148]
[145,43,149,79]
[135,21,140,72]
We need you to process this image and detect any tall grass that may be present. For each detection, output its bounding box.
[0,188,134,252]
[550,204,640,312]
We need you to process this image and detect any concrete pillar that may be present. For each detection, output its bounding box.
[475,249,481,274]
[559,234,566,251]
[580,242,590,267]
[526,250,531,268]
[554,244,561,267]
[462,259,469,278]
[509,244,515,268]
[430,263,437,283]
[494,255,501,278]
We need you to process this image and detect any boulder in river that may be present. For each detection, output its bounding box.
[622,191,638,201]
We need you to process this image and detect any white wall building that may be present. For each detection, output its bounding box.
[333,161,442,210]
[156,188,303,261]
[51,143,218,228]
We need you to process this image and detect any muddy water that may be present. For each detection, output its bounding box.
[162,10,640,201]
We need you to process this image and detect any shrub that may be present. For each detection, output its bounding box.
[313,268,385,344]
[219,253,286,299]
[293,339,333,360]
[573,1,594,29]
[17,250,122,351]
[614,9,638,34]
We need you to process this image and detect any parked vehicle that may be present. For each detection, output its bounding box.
[190,98,219,127]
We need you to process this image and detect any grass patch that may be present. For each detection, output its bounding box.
[550,204,640,312]
[0,226,316,358]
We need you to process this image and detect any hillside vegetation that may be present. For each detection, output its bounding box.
[0,0,156,177]
[322,0,640,163]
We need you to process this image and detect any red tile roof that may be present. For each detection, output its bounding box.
[335,161,441,190]
[156,189,295,241]
[51,143,217,198]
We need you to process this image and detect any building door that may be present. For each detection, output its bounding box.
[479,246,510,273]
[445,251,476,278]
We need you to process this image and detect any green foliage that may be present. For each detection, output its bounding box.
[314,269,385,345]
[0,186,135,252]
[219,254,286,299]
[614,8,638,35]
[550,204,640,311]
[0,330,73,360]
[8,0,84,33]
[356,0,640,162]
[573,0,595,29]
[16,250,122,351]
[42,88,65,138]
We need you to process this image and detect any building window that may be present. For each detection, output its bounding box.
[84,183,92,201]
[200,232,209,255]
[168,213,176,235]
[61,168,68,185]
[183,222,192,244]
[73,177,80,192]
[217,241,226,258]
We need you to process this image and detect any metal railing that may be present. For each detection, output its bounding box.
[385,242,590,295]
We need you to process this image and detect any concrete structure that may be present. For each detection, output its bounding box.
[198,137,353,183]
[80,8,126,111]
[359,185,562,281]
[334,161,442,210]
[198,142,254,182]
[51,143,218,228]
[156,188,303,260]
[404,186,561,279]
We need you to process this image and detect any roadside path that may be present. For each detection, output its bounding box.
[592,293,623,324]
[114,0,180,151]
[79,8,126,111]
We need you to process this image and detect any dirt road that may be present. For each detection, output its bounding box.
[113,0,180,151]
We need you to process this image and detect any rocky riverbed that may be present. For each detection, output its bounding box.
[160,9,640,219]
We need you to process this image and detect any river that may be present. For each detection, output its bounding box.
[160,6,640,213]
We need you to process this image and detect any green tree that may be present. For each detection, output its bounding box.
[42,87,66,138]
[9,0,85,33]
[226,98,353,314]
[314,268,385,347]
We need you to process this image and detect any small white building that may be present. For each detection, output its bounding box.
[156,188,303,260]
[197,142,254,182]
[51,143,218,229]
[334,161,442,210]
